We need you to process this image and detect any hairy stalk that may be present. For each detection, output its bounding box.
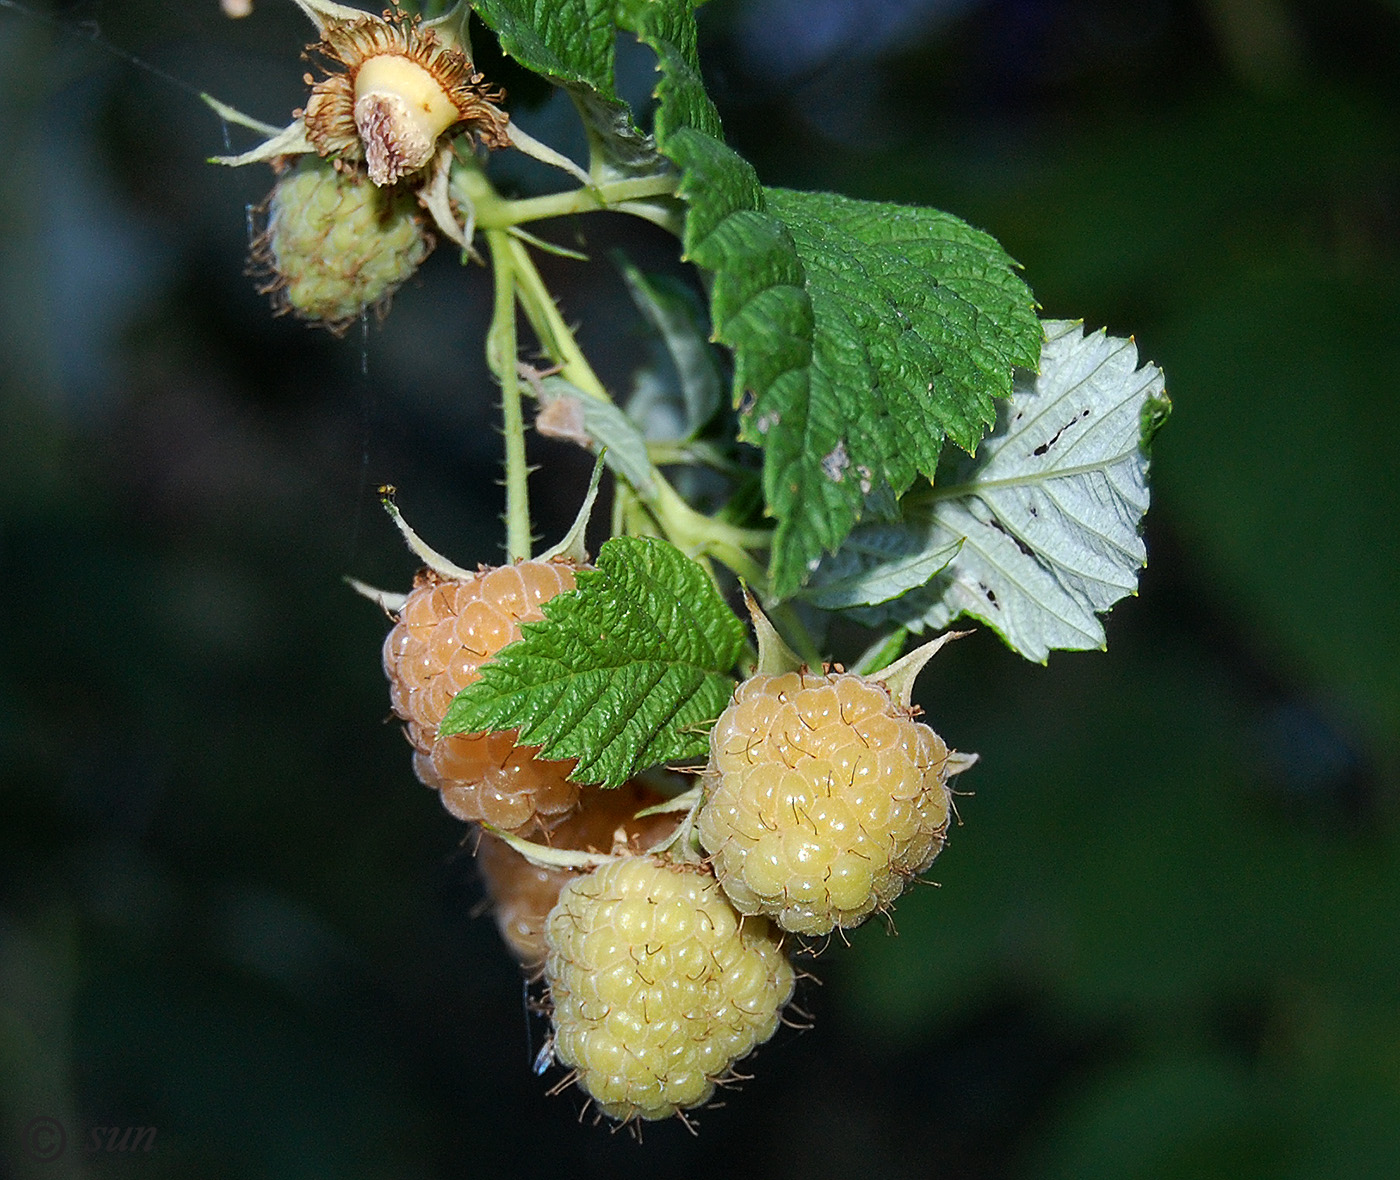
[507,239,797,602]
[503,221,818,660]
[507,236,611,402]
[485,228,533,562]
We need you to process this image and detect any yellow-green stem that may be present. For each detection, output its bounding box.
[498,223,822,662]
[507,236,611,402]
[473,175,682,230]
[485,229,532,562]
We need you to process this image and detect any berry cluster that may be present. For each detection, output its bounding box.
[375,532,971,1129]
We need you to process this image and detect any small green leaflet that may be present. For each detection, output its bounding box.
[819,321,1170,662]
[439,536,745,786]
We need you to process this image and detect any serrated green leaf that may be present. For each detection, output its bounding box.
[471,0,670,182]
[752,188,1041,599]
[841,321,1169,662]
[439,536,744,786]
[478,0,1039,600]
[765,189,1041,453]
[471,0,617,91]
[602,5,1040,597]
[608,4,818,597]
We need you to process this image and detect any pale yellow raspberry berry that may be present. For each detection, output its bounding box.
[543,857,794,1123]
[475,782,679,971]
[698,670,954,935]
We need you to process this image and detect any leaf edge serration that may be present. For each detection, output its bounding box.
[439,536,745,787]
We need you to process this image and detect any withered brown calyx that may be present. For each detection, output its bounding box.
[299,11,510,186]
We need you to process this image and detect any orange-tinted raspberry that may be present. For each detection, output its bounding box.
[475,781,679,971]
[381,559,581,833]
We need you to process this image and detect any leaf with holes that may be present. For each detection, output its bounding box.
[831,321,1170,661]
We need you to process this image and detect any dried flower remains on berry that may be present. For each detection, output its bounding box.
[299,3,510,186]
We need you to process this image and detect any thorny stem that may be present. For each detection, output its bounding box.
[513,239,776,574]
[485,228,533,563]
[508,243,771,539]
[506,235,611,403]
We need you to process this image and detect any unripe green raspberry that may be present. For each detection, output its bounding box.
[698,670,954,936]
[253,157,431,331]
[544,857,794,1123]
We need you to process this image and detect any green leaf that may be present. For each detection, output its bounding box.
[763,189,1042,454]
[438,536,745,786]
[799,532,963,611]
[470,0,617,93]
[839,321,1169,661]
[606,6,1040,595]
[530,373,657,497]
[608,5,815,595]
[752,189,1040,598]
[471,0,669,182]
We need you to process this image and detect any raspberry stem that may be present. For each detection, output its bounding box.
[496,194,825,663]
[485,227,533,562]
[505,238,826,663]
[506,235,611,403]
[472,174,683,232]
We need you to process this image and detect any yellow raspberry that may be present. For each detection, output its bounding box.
[543,857,795,1124]
[697,670,954,936]
[475,782,680,972]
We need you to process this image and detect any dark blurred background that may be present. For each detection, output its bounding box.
[2,0,1398,1176]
